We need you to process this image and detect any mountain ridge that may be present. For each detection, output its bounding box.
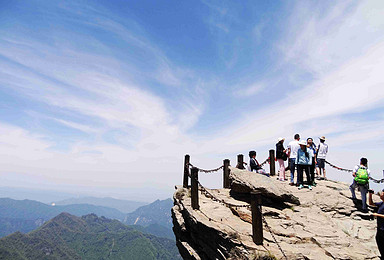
[0,197,126,237]
[0,212,181,260]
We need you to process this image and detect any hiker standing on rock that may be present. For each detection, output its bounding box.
[288,134,300,186]
[276,137,287,181]
[316,136,328,180]
[368,189,384,259]
[307,138,317,186]
[350,157,370,212]
[296,140,312,190]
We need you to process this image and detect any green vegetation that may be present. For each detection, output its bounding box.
[0,198,127,237]
[0,213,181,260]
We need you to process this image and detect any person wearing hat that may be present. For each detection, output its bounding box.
[296,140,313,190]
[368,189,384,259]
[316,136,328,180]
[276,137,287,181]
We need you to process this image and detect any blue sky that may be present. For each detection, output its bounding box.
[1,0,384,201]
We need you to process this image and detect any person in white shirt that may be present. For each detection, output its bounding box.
[287,134,300,186]
[316,136,328,180]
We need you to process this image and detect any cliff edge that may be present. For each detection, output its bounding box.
[172,167,380,259]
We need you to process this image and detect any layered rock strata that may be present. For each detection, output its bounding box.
[172,167,381,259]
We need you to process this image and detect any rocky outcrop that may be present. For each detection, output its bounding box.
[172,167,381,259]
[229,167,300,207]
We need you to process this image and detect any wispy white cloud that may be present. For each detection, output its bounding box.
[233,82,265,97]
[279,0,384,76]
[1,0,384,198]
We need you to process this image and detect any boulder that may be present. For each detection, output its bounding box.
[229,167,300,206]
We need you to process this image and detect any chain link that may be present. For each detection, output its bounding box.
[260,211,288,260]
[325,160,384,183]
[324,160,353,173]
[187,163,224,173]
[187,169,288,259]
[259,157,269,167]
[189,173,250,208]
[242,158,269,168]
[370,177,384,183]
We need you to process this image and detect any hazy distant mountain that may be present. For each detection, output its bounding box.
[54,196,147,213]
[0,198,126,237]
[0,186,82,204]
[123,198,173,240]
[124,198,173,228]
[131,223,175,240]
[0,213,181,260]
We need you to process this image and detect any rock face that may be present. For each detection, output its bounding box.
[172,167,381,260]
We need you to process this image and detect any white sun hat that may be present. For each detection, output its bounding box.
[298,140,307,146]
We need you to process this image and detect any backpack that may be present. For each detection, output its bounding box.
[355,166,369,185]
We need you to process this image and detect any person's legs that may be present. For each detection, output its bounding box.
[304,165,311,185]
[257,169,270,177]
[297,165,304,186]
[289,158,295,184]
[317,159,327,179]
[350,181,357,199]
[376,229,384,260]
[310,161,316,185]
[316,159,320,178]
[323,161,327,179]
[360,185,368,210]
[277,159,285,180]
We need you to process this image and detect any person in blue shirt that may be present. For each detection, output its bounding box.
[368,189,384,259]
[296,140,312,190]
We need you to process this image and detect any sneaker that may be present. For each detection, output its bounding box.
[308,185,312,190]
[298,184,303,190]
[289,182,294,186]
[312,182,317,187]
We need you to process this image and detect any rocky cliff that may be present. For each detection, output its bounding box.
[172,167,381,259]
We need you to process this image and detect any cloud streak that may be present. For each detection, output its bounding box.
[1,0,384,199]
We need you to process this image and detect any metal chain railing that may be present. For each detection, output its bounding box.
[260,210,288,260]
[242,157,269,168]
[186,166,288,259]
[369,177,384,183]
[325,160,353,173]
[259,157,269,167]
[187,162,224,173]
[325,160,384,183]
[188,172,250,208]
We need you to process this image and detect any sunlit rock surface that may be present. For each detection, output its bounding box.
[172,167,380,259]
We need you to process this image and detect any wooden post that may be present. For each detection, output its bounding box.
[237,154,245,169]
[223,159,230,188]
[269,149,276,176]
[251,192,263,245]
[191,167,199,210]
[183,154,190,188]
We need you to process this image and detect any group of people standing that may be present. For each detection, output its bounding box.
[248,135,384,259]
[275,134,328,190]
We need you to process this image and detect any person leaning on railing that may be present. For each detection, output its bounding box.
[368,189,384,259]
